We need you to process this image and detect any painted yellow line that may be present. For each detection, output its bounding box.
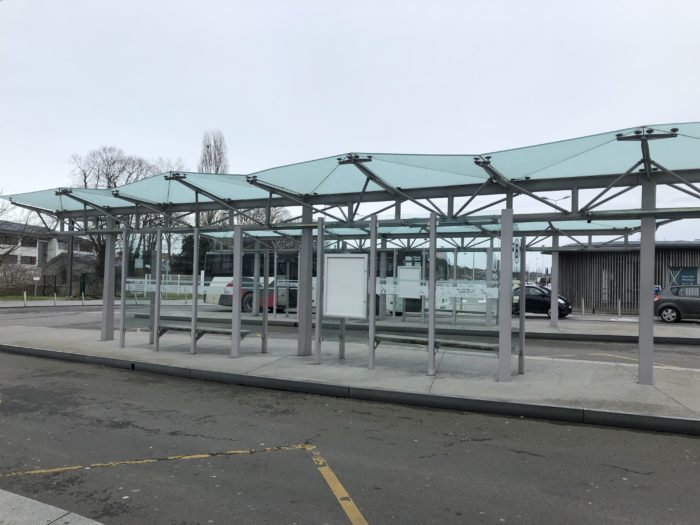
[5,465,85,477]
[306,445,369,525]
[3,444,306,478]
[3,443,369,524]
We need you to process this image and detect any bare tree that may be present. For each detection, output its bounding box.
[198,130,229,174]
[71,146,158,189]
[196,130,230,226]
[70,146,163,273]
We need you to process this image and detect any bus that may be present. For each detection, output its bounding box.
[202,251,296,312]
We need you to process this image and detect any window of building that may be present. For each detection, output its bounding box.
[1,254,18,264]
[19,256,36,265]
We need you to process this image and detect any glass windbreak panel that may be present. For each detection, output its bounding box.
[123,231,156,336]
[435,248,499,327]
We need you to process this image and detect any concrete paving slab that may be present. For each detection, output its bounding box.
[0,324,698,435]
[0,489,102,525]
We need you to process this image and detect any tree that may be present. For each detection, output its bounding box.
[198,130,229,174]
[71,146,157,189]
[196,130,230,226]
[70,146,163,274]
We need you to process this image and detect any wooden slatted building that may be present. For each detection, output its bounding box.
[551,242,700,314]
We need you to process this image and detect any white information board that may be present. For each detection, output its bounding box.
[323,254,368,319]
[397,266,422,298]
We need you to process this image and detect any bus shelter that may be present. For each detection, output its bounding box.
[5,122,700,385]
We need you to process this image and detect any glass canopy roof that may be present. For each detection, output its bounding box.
[202,219,652,241]
[4,122,699,215]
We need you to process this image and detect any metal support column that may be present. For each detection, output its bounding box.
[550,235,560,328]
[452,248,458,324]
[428,212,437,376]
[297,207,313,356]
[518,236,526,374]
[639,182,656,385]
[368,215,378,369]
[253,242,260,316]
[421,249,426,322]
[392,249,398,319]
[314,217,324,364]
[66,220,74,297]
[498,209,513,381]
[338,317,346,359]
[262,250,270,354]
[486,239,494,326]
[100,218,116,341]
[153,228,163,352]
[118,227,129,348]
[190,227,199,354]
[231,226,243,358]
[272,250,278,318]
[379,239,387,319]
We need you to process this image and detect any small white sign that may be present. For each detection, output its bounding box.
[32,276,41,281]
[323,254,368,319]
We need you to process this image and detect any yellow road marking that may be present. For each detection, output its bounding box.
[3,444,305,478]
[306,445,369,525]
[2,443,369,524]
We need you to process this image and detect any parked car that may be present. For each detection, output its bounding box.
[512,285,573,318]
[654,285,700,323]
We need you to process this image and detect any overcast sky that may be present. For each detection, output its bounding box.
[1,0,699,245]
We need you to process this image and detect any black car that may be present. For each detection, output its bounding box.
[512,285,572,318]
[654,285,700,323]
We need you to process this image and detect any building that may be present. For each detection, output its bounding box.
[0,220,93,267]
[549,241,700,314]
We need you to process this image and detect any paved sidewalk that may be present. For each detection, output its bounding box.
[0,489,102,525]
[0,322,698,435]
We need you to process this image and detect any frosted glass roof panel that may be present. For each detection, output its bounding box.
[117,175,212,204]
[5,123,700,215]
[484,123,700,181]
[369,154,487,187]
[248,157,367,195]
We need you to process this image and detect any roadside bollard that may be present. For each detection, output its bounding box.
[23,291,27,307]
[618,298,621,318]
[581,298,585,316]
[53,293,57,307]
[81,292,85,306]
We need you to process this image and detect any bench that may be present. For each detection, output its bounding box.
[373,333,497,352]
[157,321,250,342]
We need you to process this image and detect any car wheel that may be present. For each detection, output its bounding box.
[546,308,551,318]
[241,293,254,313]
[658,306,680,323]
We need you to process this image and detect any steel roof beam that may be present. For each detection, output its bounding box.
[111,191,191,226]
[474,156,570,214]
[339,154,447,218]
[55,189,122,224]
[165,173,266,226]
[245,176,346,223]
[650,160,700,200]
[44,168,700,220]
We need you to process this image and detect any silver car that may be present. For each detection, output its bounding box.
[654,285,700,323]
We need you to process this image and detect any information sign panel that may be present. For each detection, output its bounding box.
[323,254,368,319]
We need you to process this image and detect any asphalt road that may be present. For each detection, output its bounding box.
[0,352,698,525]
[1,306,697,369]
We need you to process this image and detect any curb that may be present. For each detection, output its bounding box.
[0,343,698,437]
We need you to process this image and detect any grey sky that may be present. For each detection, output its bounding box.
[1,0,699,245]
